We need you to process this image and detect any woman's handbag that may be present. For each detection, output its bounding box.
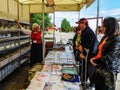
[95,61,115,89]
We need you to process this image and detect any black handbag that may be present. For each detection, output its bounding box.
[95,61,115,89]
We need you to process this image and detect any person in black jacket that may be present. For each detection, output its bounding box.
[90,17,120,90]
[76,18,96,87]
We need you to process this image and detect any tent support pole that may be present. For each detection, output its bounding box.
[96,0,100,35]
[53,12,56,44]
[42,0,45,64]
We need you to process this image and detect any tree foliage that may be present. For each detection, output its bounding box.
[31,13,52,30]
[61,18,72,32]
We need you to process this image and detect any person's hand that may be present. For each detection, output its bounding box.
[90,57,98,66]
[75,46,78,49]
[80,53,85,59]
[15,20,21,29]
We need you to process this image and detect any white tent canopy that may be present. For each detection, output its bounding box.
[15,0,95,22]
[16,0,94,12]
[0,0,95,23]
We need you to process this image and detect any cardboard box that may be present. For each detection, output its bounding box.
[28,63,43,81]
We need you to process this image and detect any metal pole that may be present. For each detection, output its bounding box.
[17,1,19,20]
[77,3,80,20]
[78,10,80,20]
[84,48,89,89]
[17,1,20,47]
[96,0,100,35]
[53,12,56,44]
[42,0,45,63]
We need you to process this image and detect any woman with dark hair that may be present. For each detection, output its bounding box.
[90,17,120,90]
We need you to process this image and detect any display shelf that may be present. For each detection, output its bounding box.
[0,36,29,42]
[0,42,30,56]
[0,30,19,33]
[0,19,30,81]
[0,44,30,81]
[0,45,30,68]
[0,17,14,22]
[0,60,19,81]
[20,58,28,65]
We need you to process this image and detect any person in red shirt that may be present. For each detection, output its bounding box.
[16,20,45,67]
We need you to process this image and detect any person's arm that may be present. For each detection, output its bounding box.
[90,57,97,66]
[21,27,31,35]
[78,45,85,59]
[15,20,31,35]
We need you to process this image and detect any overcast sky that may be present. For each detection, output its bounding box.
[49,0,120,31]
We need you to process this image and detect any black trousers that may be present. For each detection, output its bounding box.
[30,43,43,67]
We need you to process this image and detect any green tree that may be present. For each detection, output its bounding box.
[31,13,52,30]
[61,18,72,32]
